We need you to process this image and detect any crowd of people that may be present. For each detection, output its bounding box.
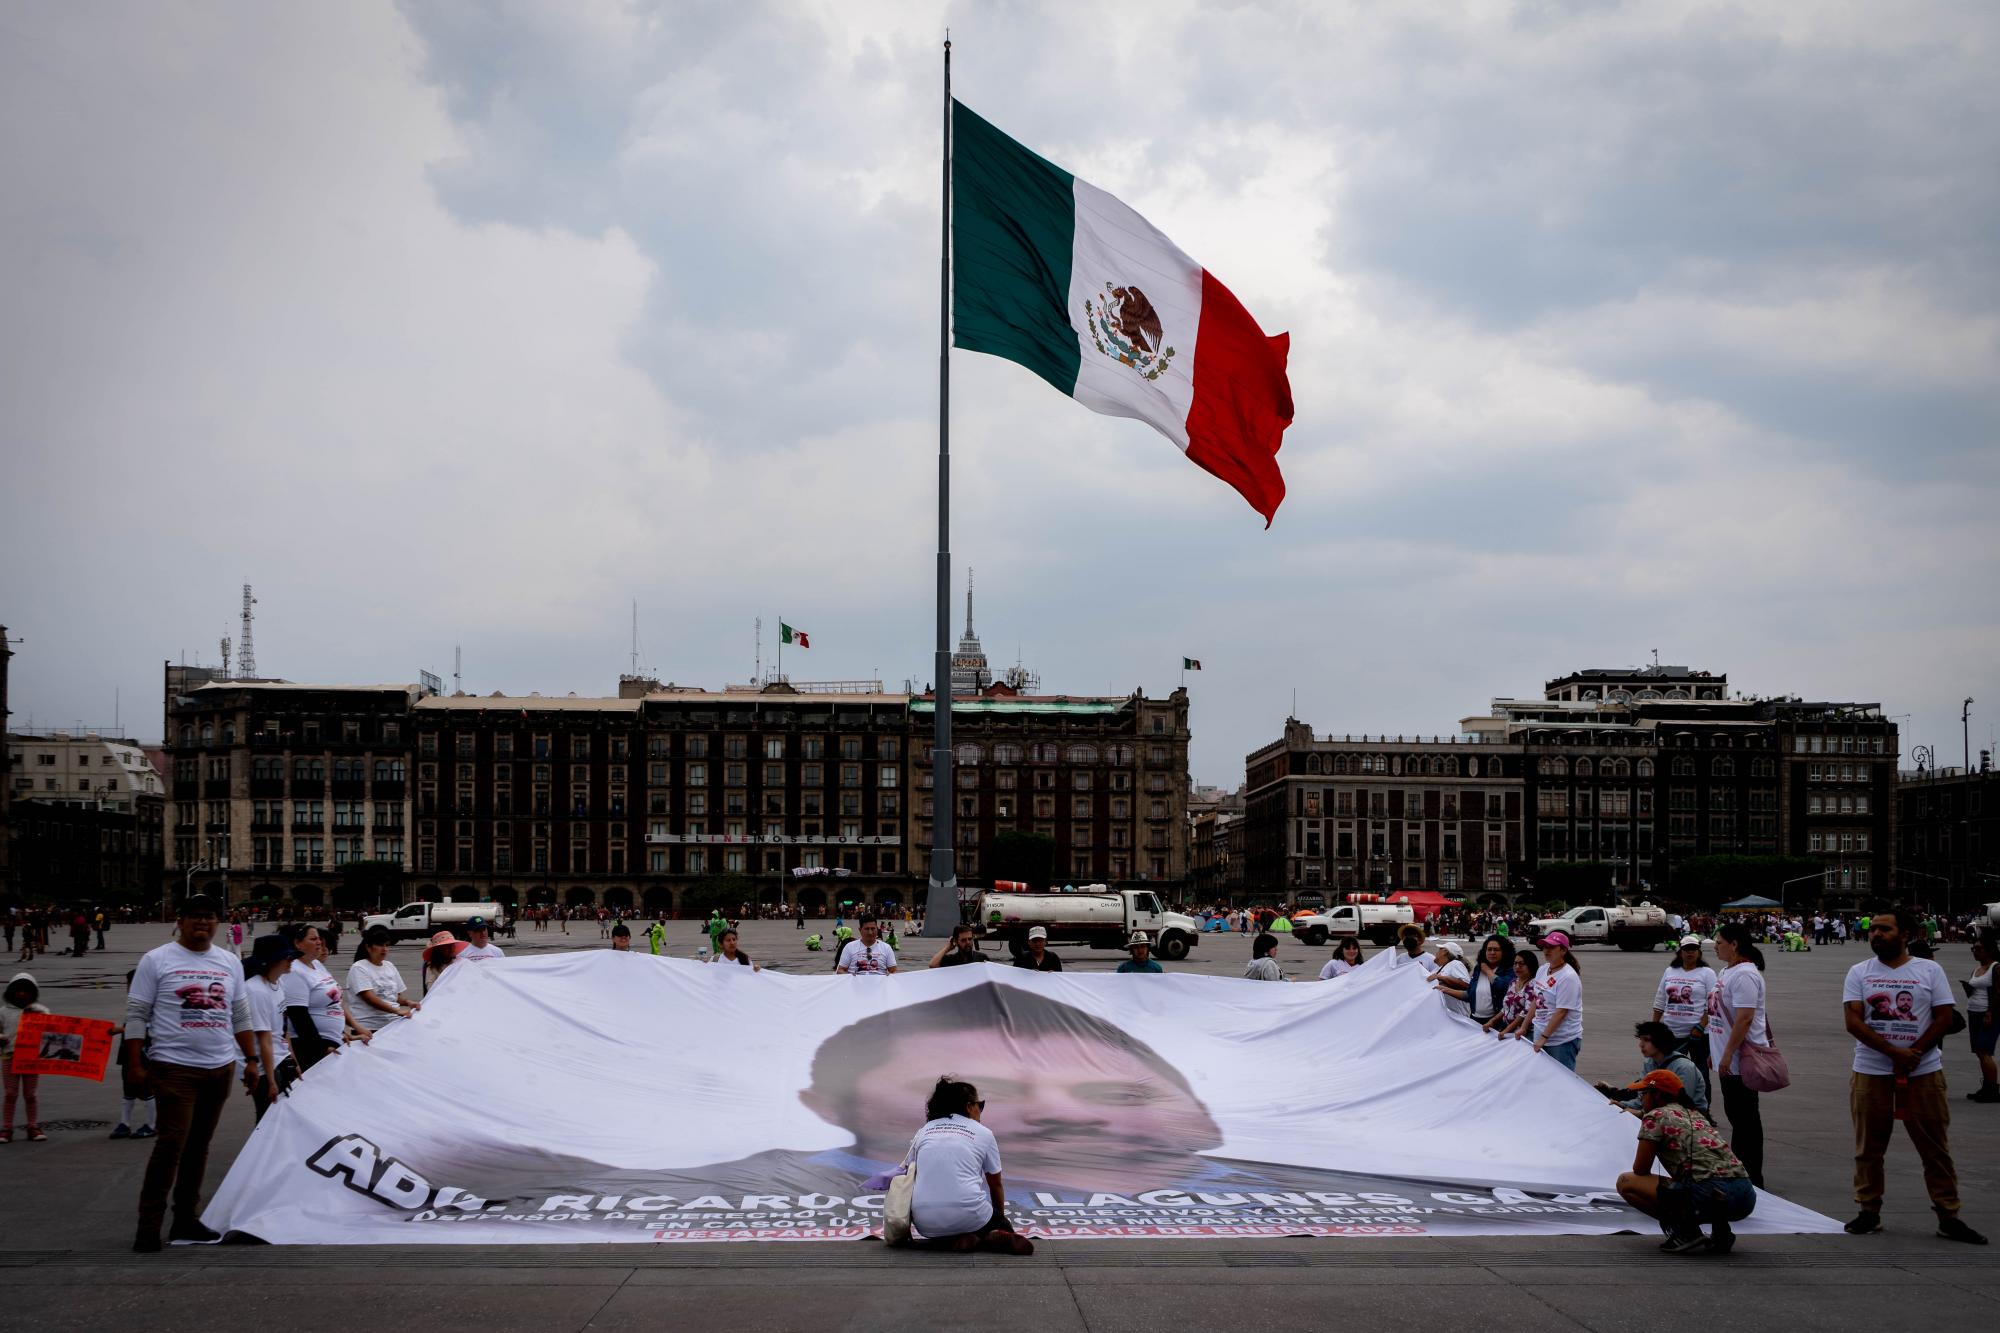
[7,888,1994,1260]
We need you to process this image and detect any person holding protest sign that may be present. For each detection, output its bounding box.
[836,916,897,976]
[125,895,259,1251]
[347,926,418,1032]
[1318,935,1364,981]
[1530,931,1584,1070]
[2,971,51,1142]
[711,927,759,970]
[610,922,633,951]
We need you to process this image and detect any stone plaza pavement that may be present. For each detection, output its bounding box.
[3,919,1995,1331]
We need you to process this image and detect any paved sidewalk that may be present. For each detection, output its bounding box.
[4,922,1994,1330]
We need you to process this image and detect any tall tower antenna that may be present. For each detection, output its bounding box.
[454,644,462,695]
[631,599,640,676]
[238,584,258,678]
[221,635,232,680]
[964,567,975,639]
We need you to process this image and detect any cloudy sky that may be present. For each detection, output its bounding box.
[3,2,1995,786]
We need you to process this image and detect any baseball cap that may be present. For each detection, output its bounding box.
[1678,934,1704,948]
[179,894,220,918]
[1437,940,1464,958]
[1027,926,1047,940]
[467,915,488,930]
[1626,1069,1685,1096]
[1540,930,1572,949]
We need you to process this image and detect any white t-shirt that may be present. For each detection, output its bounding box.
[1318,957,1358,981]
[1706,962,1769,1075]
[1654,964,1719,1037]
[246,973,291,1062]
[1969,963,1993,1014]
[125,941,250,1069]
[1532,962,1583,1046]
[910,1114,1002,1239]
[836,940,898,976]
[1842,955,1952,1077]
[281,959,347,1042]
[345,959,410,1031]
[460,942,505,962]
[1437,959,1472,1016]
[1391,948,1431,971]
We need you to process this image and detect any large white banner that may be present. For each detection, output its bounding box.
[204,953,1838,1243]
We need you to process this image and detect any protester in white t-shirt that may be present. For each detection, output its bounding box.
[1706,924,1770,1188]
[345,926,418,1033]
[836,917,898,976]
[1392,927,1433,971]
[459,917,505,962]
[1318,936,1364,981]
[1839,907,1985,1244]
[1530,932,1584,1069]
[242,933,300,1120]
[1653,936,1719,1073]
[903,1077,1032,1254]
[280,924,361,1062]
[1429,941,1473,1016]
[123,896,258,1250]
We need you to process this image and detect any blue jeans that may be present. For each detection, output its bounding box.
[1542,1039,1581,1070]
[1658,1175,1756,1233]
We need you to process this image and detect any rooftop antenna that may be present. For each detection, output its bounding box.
[965,566,975,639]
[454,644,462,695]
[238,583,258,678]
[220,634,232,681]
[1651,648,1660,668]
[755,617,762,686]
[630,599,640,676]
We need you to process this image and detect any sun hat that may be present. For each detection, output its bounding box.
[1625,1068,1685,1096]
[1436,940,1464,958]
[1540,930,1572,949]
[245,934,301,973]
[1127,931,1152,950]
[424,930,471,960]
[1027,926,1048,940]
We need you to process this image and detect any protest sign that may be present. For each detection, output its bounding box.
[204,953,1839,1244]
[12,1012,119,1080]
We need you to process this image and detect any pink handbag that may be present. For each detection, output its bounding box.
[1736,1017,1790,1093]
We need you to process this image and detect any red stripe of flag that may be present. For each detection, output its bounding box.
[1184,270,1293,527]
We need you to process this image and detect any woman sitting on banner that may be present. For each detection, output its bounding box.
[1489,949,1539,1039]
[1318,935,1364,980]
[907,1077,1034,1255]
[1615,1068,1756,1255]
[710,927,760,971]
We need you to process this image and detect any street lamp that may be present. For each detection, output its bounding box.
[1777,872,1822,913]
[1897,866,1952,916]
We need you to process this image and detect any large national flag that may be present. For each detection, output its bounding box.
[953,100,1294,525]
[780,622,810,648]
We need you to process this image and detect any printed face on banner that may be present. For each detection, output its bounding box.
[799,990,1221,1191]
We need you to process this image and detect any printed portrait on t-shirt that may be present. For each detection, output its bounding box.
[175,980,230,1011]
[1664,983,1693,1006]
[1893,991,1916,1021]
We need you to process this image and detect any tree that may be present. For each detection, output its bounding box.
[337,860,403,913]
[681,874,754,920]
[989,830,1056,887]
[1533,861,1615,903]
[1667,855,1822,912]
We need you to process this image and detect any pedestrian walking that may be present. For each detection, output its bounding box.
[1842,907,1987,1244]
[124,896,259,1252]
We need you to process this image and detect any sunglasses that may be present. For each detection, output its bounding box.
[971,1099,987,1110]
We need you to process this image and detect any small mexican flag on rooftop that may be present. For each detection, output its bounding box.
[781,622,810,648]
[1183,658,1202,671]
[953,100,1295,525]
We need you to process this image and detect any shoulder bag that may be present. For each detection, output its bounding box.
[1736,1015,1790,1093]
[881,1128,923,1247]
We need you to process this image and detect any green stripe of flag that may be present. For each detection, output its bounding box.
[951,99,1080,396]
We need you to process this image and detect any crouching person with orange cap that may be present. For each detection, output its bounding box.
[1615,1068,1757,1255]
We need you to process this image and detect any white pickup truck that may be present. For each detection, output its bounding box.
[362,901,512,942]
[974,888,1200,961]
[1529,903,1672,952]
[1292,903,1415,947]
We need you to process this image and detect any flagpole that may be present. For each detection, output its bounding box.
[923,33,956,938]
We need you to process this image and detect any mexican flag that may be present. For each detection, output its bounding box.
[953,100,1294,525]
[781,622,810,648]
[1183,658,1202,671]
